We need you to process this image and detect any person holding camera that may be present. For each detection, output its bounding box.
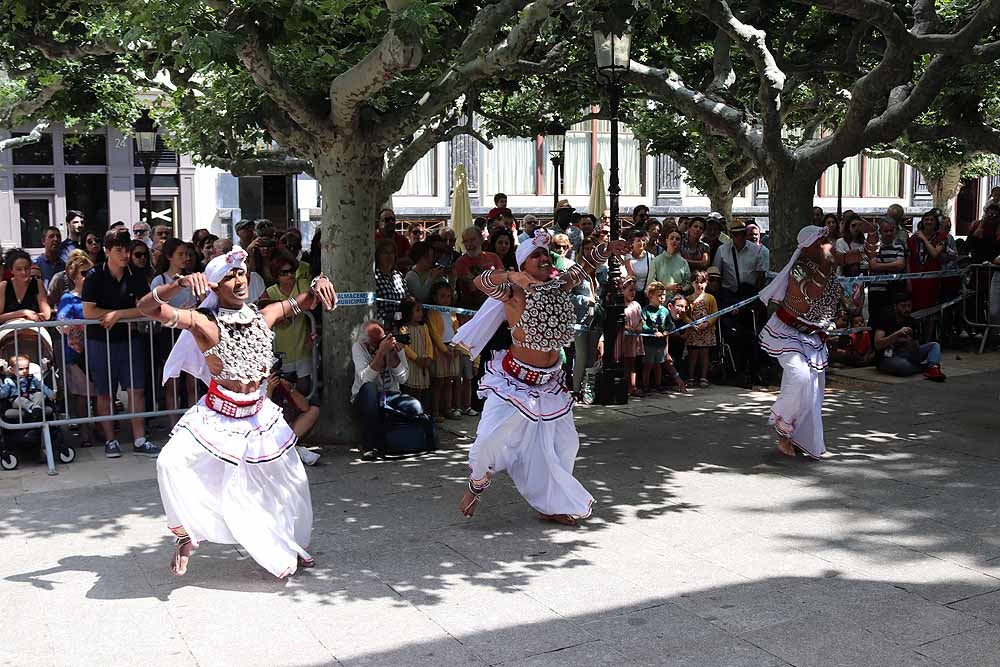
[266,365,321,466]
[873,291,946,381]
[352,320,434,461]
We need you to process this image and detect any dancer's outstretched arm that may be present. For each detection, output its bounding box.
[137,273,217,338]
[261,275,337,328]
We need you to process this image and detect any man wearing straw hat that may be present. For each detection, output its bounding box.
[452,230,628,525]
[758,225,873,459]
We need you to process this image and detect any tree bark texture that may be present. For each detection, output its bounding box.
[763,170,822,269]
[927,163,963,217]
[313,149,386,442]
[707,188,735,224]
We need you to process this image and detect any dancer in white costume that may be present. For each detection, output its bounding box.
[136,248,336,577]
[758,225,873,458]
[452,231,628,525]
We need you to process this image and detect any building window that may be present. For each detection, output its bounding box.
[543,121,592,196]
[11,132,54,165]
[18,199,51,248]
[397,149,436,196]
[63,133,108,165]
[65,174,110,231]
[596,120,642,196]
[819,154,902,199]
[13,173,55,189]
[134,174,181,188]
[864,157,902,197]
[820,155,861,198]
[482,136,536,195]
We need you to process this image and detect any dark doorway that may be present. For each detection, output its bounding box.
[262,175,294,229]
[955,178,980,234]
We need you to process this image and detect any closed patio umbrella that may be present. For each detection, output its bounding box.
[588,163,607,219]
[451,163,474,250]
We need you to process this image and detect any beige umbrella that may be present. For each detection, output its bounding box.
[451,163,474,250]
[588,162,607,218]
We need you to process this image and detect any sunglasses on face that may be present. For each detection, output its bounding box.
[133,253,148,259]
[555,244,571,251]
[382,217,396,223]
[86,239,99,245]
[278,268,295,276]
[134,228,149,235]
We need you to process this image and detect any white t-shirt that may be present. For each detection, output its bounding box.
[629,252,652,291]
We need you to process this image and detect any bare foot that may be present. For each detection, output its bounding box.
[538,512,578,526]
[298,555,315,569]
[776,437,796,457]
[170,538,193,576]
[460,490,480,517]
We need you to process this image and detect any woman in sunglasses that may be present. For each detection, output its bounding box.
[129,240,152,285]
[265,251,313,394]
[83,230,105,266]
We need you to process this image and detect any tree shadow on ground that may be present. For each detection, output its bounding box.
[193,575,1000,665]
[3,369,998,611]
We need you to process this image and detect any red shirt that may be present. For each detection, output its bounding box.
[454,251,503,310]
[375,231,411,261]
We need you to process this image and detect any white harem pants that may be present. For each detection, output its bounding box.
[469,355,594,517]
[759,315,828,459]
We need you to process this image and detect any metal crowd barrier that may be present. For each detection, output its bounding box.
[963,263,1000,354]
[0,312,318,476]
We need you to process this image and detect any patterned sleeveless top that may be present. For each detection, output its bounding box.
[514,280,576,351]
[202,305,274,384]
[788,258,843,326]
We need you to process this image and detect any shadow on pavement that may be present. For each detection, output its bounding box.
[3,368,998,614]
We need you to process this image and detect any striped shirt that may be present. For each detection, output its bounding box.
[869,240,906,293]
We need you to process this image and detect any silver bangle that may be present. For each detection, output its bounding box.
[152,286,169,305]
[287,297,302,316]
[163,309,181,329]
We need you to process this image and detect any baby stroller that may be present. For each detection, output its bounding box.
[0,323,75,471]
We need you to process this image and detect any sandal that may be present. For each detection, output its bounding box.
[699,378,709,388]
[171,535,193,576]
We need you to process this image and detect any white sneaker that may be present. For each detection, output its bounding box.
[462,407,480,416]
[297,446,320,466]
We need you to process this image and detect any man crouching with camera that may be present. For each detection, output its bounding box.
[351,320,434,460]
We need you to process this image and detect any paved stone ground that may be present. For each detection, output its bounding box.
[2,352,1000,666]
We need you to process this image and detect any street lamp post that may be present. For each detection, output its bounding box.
[545,121,567,214]
[133,111,158,227]
[594,26,631,406]
[836,160,845,219]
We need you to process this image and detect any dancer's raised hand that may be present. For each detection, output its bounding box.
[177,273,218,302]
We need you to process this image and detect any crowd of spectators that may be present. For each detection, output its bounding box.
[5,190,1000,464]
[361,194,1000,443]
[1,211,322,460]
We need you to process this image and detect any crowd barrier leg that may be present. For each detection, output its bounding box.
[41,424,56,476]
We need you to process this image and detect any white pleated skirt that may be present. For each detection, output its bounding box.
[157,393,313,578]
[759,314,827,458]
[469,356,594,518]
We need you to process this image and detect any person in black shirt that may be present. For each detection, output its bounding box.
[872,291,946,381]
[82,229,158,458]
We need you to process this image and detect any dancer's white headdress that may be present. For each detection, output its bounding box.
[452,230,552,357]
[758,226,827,305]
[162,247,249,384]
